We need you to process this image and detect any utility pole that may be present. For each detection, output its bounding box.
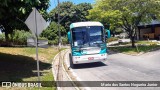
[56,0,63,87]
[57,0,61,48]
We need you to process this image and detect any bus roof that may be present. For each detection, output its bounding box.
[70,21,103,29]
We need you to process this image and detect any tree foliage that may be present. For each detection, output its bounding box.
[0,30,32,46]
[0,0,50,41]
[12,30,32,45]
[41,21,66,45]
[87,0,160,47]
[49,1,92,31]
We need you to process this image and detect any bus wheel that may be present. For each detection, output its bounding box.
[69,53,75,69]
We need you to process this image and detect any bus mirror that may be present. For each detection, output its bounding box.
[67,31,71,43]
[105,29,111,38]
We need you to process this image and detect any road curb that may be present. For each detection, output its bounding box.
[64,51,91,90]
[52,49,81,90]
[62,50,80,90]
[52,49,66,90]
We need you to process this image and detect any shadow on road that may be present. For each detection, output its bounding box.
[107,50,119,55]
[72,62,107,69]
[0,52,51,81]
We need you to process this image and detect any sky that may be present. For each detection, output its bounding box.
[47,0,94,12]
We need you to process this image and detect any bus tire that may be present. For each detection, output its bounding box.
[69,53,75,68]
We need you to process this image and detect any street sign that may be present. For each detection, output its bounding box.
[25,7,48,89]
[25,8,48,36]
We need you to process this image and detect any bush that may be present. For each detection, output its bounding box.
[41,22,66,40]
[0,33,5,41]
[62,37,68,45]
[0,30,33,46]
[38,37,48,40]
[12,30,32,45]
[48,37,68,45]
[48,40,58,45]
[48,40,54,45]
[0,33,7,46]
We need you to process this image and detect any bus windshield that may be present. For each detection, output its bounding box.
[72,26,104,47]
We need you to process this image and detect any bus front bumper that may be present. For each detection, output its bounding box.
[72,53,107,64]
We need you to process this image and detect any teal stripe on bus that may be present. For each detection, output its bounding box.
[70,24,74,29]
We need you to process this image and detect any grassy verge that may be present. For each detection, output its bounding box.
[107,37,119,42]
[109,40,160,46]
[0,47,63,90]
[136,41,159,45]
[109,45,160,55]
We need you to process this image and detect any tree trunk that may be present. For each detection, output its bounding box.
[4,31,10,46]
[131,36,135,48]
[113,32,115,37]
[5,31,9,42]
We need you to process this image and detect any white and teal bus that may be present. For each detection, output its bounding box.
[67,22,110,67]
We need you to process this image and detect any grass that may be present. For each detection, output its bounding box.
[108,40,160,55]
[109,45,160,55]
[109,40,160,46]
[136,41,159,45]
[0,47,63,90]
[107,37,119,42]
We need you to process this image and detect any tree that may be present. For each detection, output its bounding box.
[41,21,66,45]
[49,1,74,32]
[87,0,160,47]
[73,3,93,21]
[0,0,50,42]
[49,1,92,32]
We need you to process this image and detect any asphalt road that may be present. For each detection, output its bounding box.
[65,49,160,90]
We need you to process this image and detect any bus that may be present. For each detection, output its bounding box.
[67,21,110,67]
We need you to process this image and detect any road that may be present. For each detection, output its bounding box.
[64,49,160,90]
